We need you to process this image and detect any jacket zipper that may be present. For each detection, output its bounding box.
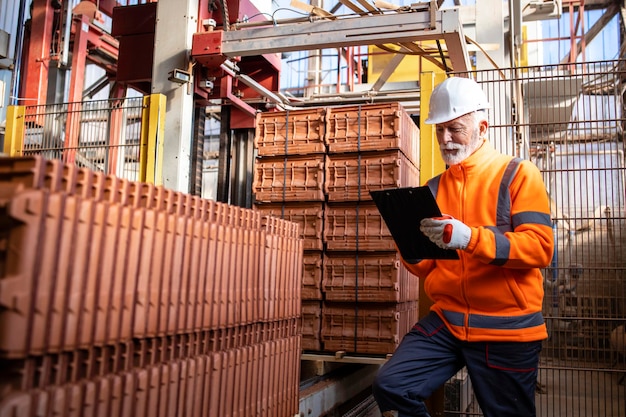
[459,165,471,339]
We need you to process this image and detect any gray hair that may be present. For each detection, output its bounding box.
[473,109,489,125]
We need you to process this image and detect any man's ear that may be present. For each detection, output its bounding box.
[479,119,489,136]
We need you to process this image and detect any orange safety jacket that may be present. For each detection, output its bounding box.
[406,139,554,342]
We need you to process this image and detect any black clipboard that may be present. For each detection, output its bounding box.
[370,187,459,262]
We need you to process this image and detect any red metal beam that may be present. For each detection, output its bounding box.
[70,16,119,73]
[67,14,120,100]
[220,75,257,118]
[68,15,90,104]
[20,0,56,105]
[64,13,120,163]
[64,15,91,163]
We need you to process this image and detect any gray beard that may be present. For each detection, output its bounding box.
[440,130,481,166]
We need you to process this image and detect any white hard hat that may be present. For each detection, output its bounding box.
[424,77,490,124]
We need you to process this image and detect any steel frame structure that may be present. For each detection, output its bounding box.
[192,2,472,86]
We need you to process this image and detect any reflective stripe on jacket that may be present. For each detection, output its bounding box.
[405,140,554,342]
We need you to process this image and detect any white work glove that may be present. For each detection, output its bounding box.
[420,215,471,250]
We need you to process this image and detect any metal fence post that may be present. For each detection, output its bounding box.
[4,105,26,156]
[140,93,166,184]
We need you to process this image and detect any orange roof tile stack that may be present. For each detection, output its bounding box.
[253,102,421,356]
[0,155,303,417]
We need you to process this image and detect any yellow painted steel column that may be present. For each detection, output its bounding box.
[419,71,447,183]
[4,105,26,156]
[140,94,166,184]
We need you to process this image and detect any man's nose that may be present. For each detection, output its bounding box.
[438,129,452,144]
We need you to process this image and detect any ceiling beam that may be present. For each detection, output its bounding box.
[192,3,471,73]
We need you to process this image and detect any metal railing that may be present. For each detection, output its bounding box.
[3,94,166,184]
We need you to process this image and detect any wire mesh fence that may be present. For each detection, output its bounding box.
[20,97,145,181]
[443,60,626,416]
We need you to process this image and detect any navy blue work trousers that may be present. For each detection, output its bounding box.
[372,312,542,417]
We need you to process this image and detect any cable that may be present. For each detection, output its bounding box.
[218,0,230,30]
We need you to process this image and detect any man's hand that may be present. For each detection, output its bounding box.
[420,216,471,250]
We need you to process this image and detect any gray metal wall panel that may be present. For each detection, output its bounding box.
[0,0,22,61]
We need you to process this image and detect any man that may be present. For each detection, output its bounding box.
[372,77,554,417]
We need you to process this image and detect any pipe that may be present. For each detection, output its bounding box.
[61,0,75,66]
[220,60,292,110]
